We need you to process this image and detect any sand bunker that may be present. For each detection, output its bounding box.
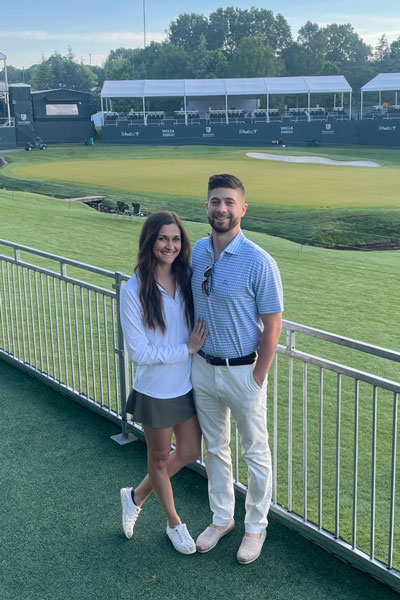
[247,152,380,167]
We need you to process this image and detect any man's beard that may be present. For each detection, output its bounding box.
[208,214,240,233]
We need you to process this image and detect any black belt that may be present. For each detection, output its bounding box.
[198,349,256,366]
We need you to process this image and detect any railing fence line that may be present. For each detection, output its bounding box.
[0,238,399,592]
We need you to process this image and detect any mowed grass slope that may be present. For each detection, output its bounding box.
[1,144,400,247]
[0,187,398,366]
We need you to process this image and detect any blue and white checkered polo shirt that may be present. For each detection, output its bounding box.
[192,230,283,359]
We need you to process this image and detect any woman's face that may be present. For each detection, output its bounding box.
[152,223,182,267]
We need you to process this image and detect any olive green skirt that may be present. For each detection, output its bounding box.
[126,388,196,429]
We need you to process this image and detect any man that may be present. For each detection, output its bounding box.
[191,173,283,564]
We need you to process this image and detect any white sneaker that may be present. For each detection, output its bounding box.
[166,523,196,555]
[120,487,141,539]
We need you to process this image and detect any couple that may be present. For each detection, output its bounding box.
[119,173,283,564]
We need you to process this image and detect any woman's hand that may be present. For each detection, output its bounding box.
[187,319,208,354]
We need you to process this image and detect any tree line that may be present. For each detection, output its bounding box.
[5,7,400,107]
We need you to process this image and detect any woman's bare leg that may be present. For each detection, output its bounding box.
[133,415,202,509]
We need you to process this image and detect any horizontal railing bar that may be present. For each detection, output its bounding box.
[0,240,129,280]
[0,255,116,297]
[277,346,400,393]
[283,319,400,363]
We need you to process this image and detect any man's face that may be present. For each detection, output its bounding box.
[206,187,247,234]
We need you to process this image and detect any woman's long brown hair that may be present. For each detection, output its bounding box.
[135,211,193,333]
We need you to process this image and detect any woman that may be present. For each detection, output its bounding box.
[119,211,207,555]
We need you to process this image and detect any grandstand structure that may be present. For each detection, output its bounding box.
[100,74,400,148]
[361,73,400,119]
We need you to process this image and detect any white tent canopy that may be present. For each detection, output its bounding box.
[361,73,400,92]
[101,75,352,122]
[360,73,400,117]
[101,75,351,99]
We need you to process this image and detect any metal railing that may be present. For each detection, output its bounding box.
[0,238,399,591]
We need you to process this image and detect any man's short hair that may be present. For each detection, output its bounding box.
[208,174,245,197]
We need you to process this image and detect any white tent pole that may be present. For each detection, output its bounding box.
[395,91,398,106]
[184,94,187,125]
[349,92,352,121]
[341,92,343,108]
[266,94,269,123]
[379,90,382,104]
[360,92,363,120]
[225,94,228,124]
[143,96,146,125]
[110,99,113,112]
[101,96,104,112]
[307,92,310,122]
[4,56,11,122]
[334,93,336,108]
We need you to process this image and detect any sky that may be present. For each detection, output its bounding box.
[1,0,400,69]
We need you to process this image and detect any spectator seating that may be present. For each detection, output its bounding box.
[209,110,227,124]
[227,109,245,124]
[174,110,200,125]
[309,107,327,121]
[146,111,165,125]
[385,106,400,118]
[284,108,308,121]
[327,107,347,120]
[104,112,119,126]
[127,111,145,124]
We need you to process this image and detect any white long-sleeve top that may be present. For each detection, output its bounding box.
[120,273,192,399]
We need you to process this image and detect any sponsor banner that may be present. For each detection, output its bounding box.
[101,119,400,148]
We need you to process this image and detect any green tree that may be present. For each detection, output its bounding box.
[188,34,212,78]
[4,65,34,84]
[374,34,390,66]
[30,50,97,91]
[30,56,53,90]
[297,21,327,56]
[281,42,324,76]
[168,13,209,52]
[206,7,291,55]
[139,41,190,79]
[229,36,282,77]
[104,57,136,81]
[324,24,371,66]
[387,37,400,71]
[274,13,293,52]
[208,49,229,78]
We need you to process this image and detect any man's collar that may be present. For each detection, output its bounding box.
[206,229,244,258]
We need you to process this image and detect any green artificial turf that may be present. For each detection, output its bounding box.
[1,358,399,600]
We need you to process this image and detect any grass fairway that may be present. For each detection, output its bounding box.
[6,153,400,208]
[1,144,400,248]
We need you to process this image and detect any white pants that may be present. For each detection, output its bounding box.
[192,353,272,534]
